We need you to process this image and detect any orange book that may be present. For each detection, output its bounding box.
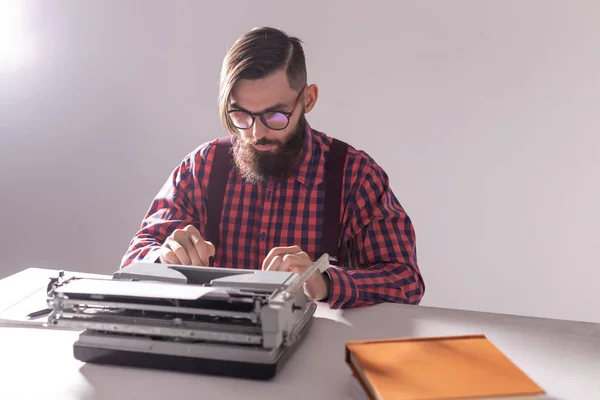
[345,334,545,400]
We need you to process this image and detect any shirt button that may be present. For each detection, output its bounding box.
[260,232,266,240]
[266,191,272,199]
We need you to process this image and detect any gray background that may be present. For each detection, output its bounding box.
[1,0,598,323]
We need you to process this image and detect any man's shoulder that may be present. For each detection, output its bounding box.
[165,136,233,186]
[311,130,396,209]
[180,136,231,167]
[311,128,384,177]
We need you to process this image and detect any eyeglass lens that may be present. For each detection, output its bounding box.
[229,111,289,130]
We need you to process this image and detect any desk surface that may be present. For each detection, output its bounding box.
[1,268,599,400]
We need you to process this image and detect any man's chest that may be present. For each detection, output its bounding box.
[210,179,325,270]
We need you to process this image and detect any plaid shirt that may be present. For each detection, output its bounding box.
[121,123,424,308]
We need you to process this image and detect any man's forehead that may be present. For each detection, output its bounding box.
[230,73,296,112]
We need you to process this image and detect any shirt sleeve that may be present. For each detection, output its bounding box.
[119,153,203,268]
[323,162,425,309]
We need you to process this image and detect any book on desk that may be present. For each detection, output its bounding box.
[345,334,546,400]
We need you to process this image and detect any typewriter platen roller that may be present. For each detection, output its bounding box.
[46,254,330,380]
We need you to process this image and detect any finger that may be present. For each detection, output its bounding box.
[172,229,202,265]
[184,225,214,265]
[280,253,312,271]
[159,246,181,265]
[262,246,303,270]
[262,248,278,270]
[182,225,204,264]
[265,255,284,271]
[289,265,303,274]
[262,247,281,270]
[188,233,206,265]
[200,240,216,265]
[183,224,200,235]
[181,235,202,266]
[205,241,216,258]
[188,233,212,265]
[166,239,192,265]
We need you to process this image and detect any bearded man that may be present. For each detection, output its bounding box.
[120,27,425,309]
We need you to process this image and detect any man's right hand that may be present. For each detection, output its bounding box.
[159,225,215,266]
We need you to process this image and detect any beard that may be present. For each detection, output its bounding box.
[231,116,306,185]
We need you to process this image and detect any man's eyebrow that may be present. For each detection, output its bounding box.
[229,102,288,113]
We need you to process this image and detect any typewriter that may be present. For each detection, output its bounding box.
[45,254,330,380]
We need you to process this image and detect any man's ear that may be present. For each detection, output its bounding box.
[303,84,318,113]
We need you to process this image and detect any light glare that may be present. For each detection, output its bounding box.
[0,1,34,70]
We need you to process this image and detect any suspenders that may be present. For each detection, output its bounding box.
[320,137,348,264]
[205,136,235,254]
[204,134,349,265]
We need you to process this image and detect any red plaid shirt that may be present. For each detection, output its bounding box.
[120,123,425,308]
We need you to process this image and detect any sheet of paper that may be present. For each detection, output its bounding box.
[55,278,225,300]
[0,285,51,327]
[0,269,112,328]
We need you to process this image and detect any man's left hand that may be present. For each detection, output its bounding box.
[262,246,329,301]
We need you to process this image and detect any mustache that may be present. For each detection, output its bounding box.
[249,137,284,147]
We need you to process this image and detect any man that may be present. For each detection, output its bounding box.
[120,27,425,309]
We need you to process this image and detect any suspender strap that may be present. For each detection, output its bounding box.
[321,138,349,263]
[205,136,233,252]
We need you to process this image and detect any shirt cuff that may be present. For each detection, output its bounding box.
[323,265,359,309]
[142,247,162,264]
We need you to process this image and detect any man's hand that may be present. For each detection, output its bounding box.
[159,225,215,266]
[262,246,330,301]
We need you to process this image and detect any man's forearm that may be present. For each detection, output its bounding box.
[120,238,163,268]
[323,262,424,309]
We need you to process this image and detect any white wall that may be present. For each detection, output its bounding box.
[1,0,599,323]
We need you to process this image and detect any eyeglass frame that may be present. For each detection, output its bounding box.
[227,86,306,131]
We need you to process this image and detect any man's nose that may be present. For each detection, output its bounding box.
[252,118,269,140]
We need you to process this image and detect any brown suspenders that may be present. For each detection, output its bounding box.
[205,136,235,254]
[204,135,348,265]
[320,137,348,264]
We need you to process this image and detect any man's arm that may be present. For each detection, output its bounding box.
[324,162,425,309]
[120,154,202,268]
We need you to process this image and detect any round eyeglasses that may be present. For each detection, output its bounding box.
[228,87,305,131]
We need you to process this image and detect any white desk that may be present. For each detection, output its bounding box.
[1,268,599,400]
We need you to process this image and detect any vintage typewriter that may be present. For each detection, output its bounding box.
[45,254,330,380]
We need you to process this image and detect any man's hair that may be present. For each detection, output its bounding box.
[219,27,307,134]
